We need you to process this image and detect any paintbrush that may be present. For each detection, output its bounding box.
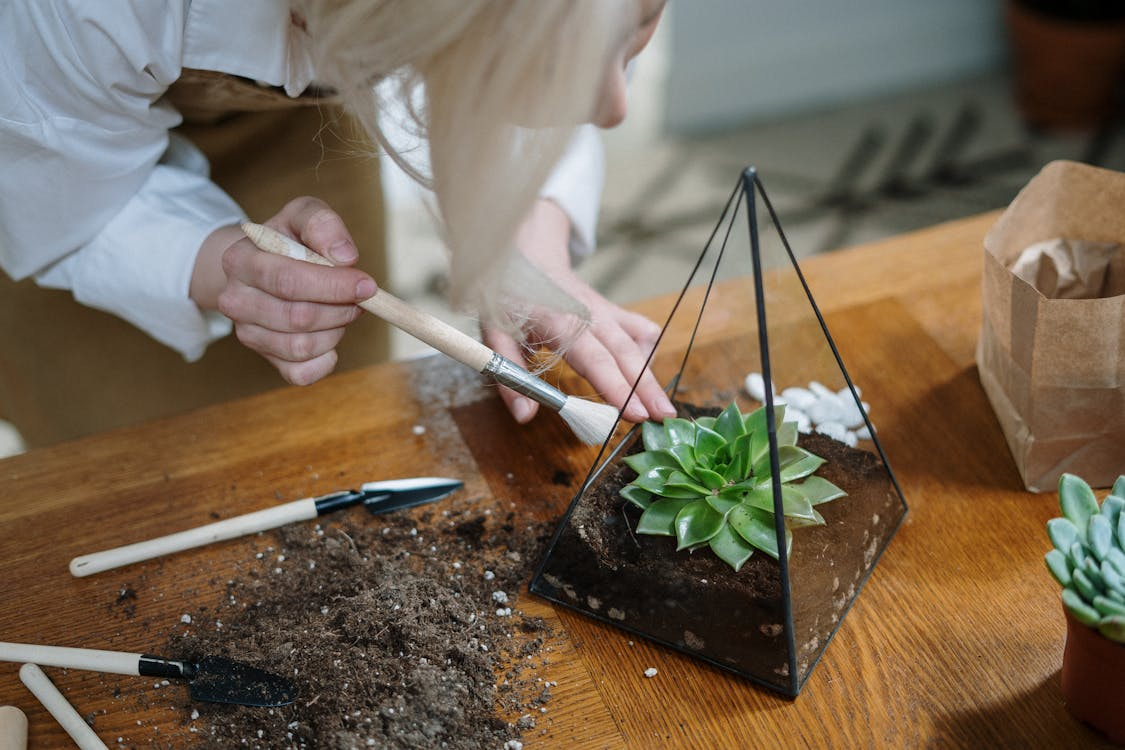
[241,222,619,445]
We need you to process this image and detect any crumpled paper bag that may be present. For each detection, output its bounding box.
[976,160,1125,492]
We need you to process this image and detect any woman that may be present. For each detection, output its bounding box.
[0,0,673,446]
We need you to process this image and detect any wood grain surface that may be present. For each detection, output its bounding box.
[1,212,1117,748]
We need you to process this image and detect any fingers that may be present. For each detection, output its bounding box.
[481,328,541,424]
[222,239,375,306]
[559,318,674,424]
[218,280,362,332]
[263,349,340,387]
[220,197,378,387]
[271,196,360,266]
[485,303,675,426]
[232,321,346,367]
[481,287,674,426]
[613,308,663,357]
[532,291,674,423]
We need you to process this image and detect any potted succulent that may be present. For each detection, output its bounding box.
[1044,472,1125,743]
[1005,0,1125,131]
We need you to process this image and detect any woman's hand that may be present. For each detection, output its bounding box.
[190,197,377,385]
[482,199,676,425]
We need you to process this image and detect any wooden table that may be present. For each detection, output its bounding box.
[1,212,1115,748]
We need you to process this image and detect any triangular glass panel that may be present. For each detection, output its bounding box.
[530,167,908,698]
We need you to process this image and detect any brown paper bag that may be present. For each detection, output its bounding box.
[977,160,1125,492]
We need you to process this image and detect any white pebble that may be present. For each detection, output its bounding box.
[788,409,812,434]
[412,424,426,435]
[180,614,192,625]
[843,430,859,448]
[815,421,849,442]
[780,387,817,412]
[744,372,769,402]
[190,709,199,721]
[492,591,509,604]
[855,425,873,440]
[504,741,524,750]
[807,394,846,425]
[643,667,658,678]
[808,381,834,398]
[837,398,867,429]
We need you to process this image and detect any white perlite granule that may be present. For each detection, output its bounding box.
[745,372,872,447]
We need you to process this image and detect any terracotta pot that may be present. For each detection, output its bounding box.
[1061,607,1125,744]
[1006,1,1125,132]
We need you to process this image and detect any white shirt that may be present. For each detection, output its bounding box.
[0,0,603,361]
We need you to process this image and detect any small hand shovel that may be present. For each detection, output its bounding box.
[0,642,296,707]
[69,477,463,577]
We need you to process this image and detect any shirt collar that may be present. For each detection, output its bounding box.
[181,0,316,96]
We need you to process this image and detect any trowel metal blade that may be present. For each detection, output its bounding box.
[359,477,464,514]
[187,655,297,707]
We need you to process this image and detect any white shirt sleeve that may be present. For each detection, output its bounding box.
[34,136,243,362]
[538,124,605,263]
[0,0,239,361]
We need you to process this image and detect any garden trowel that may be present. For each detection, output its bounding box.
[0,642,296,707]
[69,477,464,577]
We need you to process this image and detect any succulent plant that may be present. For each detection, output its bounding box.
[1045,473,1125,643]
[619,402,846,571]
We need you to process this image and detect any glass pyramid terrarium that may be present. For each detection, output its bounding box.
[530,167,908,698]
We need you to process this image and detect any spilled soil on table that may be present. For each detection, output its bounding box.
[166,506,555,749]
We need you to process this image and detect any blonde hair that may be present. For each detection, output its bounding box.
[296,0,637,347]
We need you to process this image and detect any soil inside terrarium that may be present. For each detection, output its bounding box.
[165,505,556,749]
[532,407,903,693]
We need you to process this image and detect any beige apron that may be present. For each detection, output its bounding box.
[0,71,389,448]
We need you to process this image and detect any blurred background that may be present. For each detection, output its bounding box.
[3,0,1125,457]
[382,0,1125,358]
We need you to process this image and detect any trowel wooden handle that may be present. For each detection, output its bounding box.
[69,498,318,577]
[0,643,141,676]
[19,665,108,750]
[0,705,28,750]
[241,222,494,372]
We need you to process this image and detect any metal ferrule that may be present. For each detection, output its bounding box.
[139,655,193,679]
[483,353,567,412]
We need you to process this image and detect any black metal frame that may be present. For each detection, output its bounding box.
[530,167,908,697]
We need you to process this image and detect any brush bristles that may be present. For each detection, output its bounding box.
[558,397,620,445]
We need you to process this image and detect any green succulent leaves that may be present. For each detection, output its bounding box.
[620,403,847,571]
[1046,473,1125,644]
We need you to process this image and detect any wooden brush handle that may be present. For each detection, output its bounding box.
[241,223,494,372]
